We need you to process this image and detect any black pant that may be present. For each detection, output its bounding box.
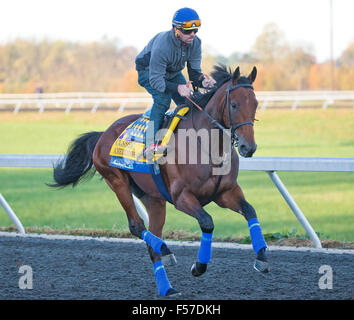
[137,70,186,144]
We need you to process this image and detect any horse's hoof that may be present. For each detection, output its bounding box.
[253,259,270,273]
[191,261,207,277]
[165,288,181,297]
[161,253,177,267]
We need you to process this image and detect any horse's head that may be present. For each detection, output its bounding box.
[220,66,258,158]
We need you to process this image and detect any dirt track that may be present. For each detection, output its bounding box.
[0,233,353,300]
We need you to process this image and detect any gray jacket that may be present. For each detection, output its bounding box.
[135,29,204,93]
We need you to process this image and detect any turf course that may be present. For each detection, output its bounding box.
[0,110,353,241]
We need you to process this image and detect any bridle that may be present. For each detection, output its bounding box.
[187,80,255,147]
[222,81,255,147]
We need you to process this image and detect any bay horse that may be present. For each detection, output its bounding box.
[49,65,269,297]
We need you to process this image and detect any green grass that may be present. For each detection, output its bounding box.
[1,109,354,156]
[254,109,354,157]
[0,110,353,241]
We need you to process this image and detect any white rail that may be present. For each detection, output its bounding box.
[1,155,353,248]
[0,91,353,113]
[0,194,25,234]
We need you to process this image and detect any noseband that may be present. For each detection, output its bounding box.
[222,81,255,147]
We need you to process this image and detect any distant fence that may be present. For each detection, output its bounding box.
[0,91,353,113]
[1,154,353,248]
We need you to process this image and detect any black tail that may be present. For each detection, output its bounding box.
[48,131,103,188]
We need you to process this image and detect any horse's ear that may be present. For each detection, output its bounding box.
[232,66,240,83]
[248,66,257,83]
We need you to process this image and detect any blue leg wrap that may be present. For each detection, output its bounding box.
[197,232,213,264]
[142,230,166,254]
[248,218,267,254]
[153,260,172,296]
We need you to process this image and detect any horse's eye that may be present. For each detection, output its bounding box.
[231,102,238,109]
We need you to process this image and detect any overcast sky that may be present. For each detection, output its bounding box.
[1,0,353,62]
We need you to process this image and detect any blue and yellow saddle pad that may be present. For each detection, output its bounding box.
[109,106,189,173]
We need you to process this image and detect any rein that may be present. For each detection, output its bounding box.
[185,95,227,133]
[186,80,255,147]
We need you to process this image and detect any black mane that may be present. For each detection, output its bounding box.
[186,64,251,109]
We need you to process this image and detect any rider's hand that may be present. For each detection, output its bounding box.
[178,84,193,97]
[202,75,216,88]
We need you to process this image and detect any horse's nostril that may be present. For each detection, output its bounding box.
[239,143,256,157]
[240,145,247,154]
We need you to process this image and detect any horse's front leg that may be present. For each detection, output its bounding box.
[174,190,214,277]
[215,185,270,273]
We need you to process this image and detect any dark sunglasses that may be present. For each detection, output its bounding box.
[179,28,198,35]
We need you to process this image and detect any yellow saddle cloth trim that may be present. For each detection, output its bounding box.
[109,106,189,162]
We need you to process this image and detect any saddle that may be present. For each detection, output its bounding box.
[109,105,189,173]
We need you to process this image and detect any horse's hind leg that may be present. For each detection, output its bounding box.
[215,185,270,273]
[102,174,178,296]
[103,173,169,254]
[139,195,177,267]
[139,195,180,296]
[102,173,146,238]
